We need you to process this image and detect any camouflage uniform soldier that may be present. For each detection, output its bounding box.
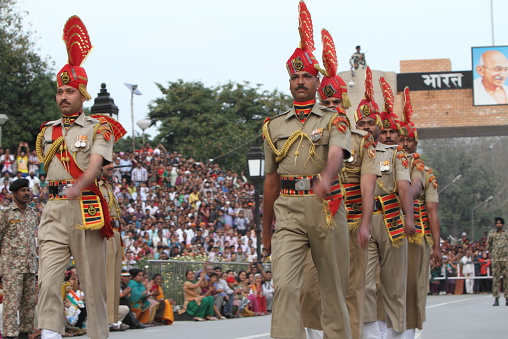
[487,217,508,306]
[0,179,39,339]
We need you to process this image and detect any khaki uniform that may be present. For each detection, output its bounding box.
[37,113,113,339]
[487,229,508,298]
[364,143,410,333]
[406,156,434,330]
[300,130,378,339]
[99,179,123,324]
[0,202,39,336]
[264,104,351,339]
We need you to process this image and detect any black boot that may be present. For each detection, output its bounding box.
[493,297,499,306]
[506,298,508,306]
[18,333,29,339]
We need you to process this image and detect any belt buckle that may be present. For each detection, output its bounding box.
[295,178,311,191]
[58,183,73,196]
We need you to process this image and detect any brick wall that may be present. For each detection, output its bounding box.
[398,59,508,128]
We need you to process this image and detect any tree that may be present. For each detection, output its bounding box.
[419,137,507,240]
[0,0,58,150]
[148,80,292,170]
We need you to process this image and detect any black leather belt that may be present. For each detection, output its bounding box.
[280,176,318,191]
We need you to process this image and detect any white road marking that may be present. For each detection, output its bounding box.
[234,334,270,339]
[427,296,490,308]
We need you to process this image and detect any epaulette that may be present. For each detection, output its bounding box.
[40,121,49,130]
[321,106,337,113]
[351,129,368,137]
[93,119,113,141]
[412,154,425,172]
[396,148,409,168]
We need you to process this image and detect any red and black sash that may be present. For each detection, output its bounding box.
[52,125,113,238]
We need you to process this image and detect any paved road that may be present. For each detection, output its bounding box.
[110,294,507,339]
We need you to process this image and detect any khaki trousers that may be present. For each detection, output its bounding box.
[38,199,109,339]
[271,195,351,339]
[106,229,123,324]
[406,241,429,330]
[364,213,407,333]
[346,229,368,339]
[300,228,367,339]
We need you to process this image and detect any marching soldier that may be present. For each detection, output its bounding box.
[358,72,415,339]
[0,179,39,339]
[262,2,352,338]
[300,29,378,339]
[398,87,441,337]
[487,217,508,306]
[36,16,114,339]
[95,117,127,331]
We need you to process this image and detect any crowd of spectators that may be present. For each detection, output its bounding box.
[0,142,270,267]
[431,232,495,295]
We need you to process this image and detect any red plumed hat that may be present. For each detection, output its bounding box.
[57,16,93,100]
[317,29,350,108]
[379,76,400,131]
[398,87,418,141]
[286,1,321,76]
[354,67,381,124]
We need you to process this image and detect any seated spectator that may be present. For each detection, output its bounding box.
[119,271,144,329]
[150,274,175,325]
[262,271,274,312]
[127,269,157,324]
[181,270,216,321]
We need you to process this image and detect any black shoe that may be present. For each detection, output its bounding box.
[18,333,29,339]
[493,297,499,306]
[506,299,508,306]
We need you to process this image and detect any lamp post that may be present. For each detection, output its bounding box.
[438,174,462,194]
[124,83,142,153]
[136,119,151,147]
[471,195,493,241]
[247,145,265,263]
[0,114,9,148]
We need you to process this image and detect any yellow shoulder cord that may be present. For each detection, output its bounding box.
[37,127,66,174]
[262,120,317,164]
[107,182,121,218]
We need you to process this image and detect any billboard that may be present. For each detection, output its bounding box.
[472,46,508,106]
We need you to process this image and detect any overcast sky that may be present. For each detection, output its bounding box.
[17,0,508,139]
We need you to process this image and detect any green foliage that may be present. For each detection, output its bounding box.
[419,137,507,240]
[148,80,292,170]
[0,0,58,150]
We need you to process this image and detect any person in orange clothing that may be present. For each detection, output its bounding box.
[151,274,175,325]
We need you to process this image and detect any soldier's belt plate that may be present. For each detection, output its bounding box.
[295,178,311,191]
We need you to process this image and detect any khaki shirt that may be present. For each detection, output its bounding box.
[423,166,438,203]
[99,179,120,219]
[409,154,426,203]
[264,104,351,176]
[373,143,410,197]
[341,130,379,184]
[0,202,39,274]
[40,113,114,181]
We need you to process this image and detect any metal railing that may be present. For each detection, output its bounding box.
[146,260,271,305]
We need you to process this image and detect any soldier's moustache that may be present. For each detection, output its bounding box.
[295,85,308,90]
